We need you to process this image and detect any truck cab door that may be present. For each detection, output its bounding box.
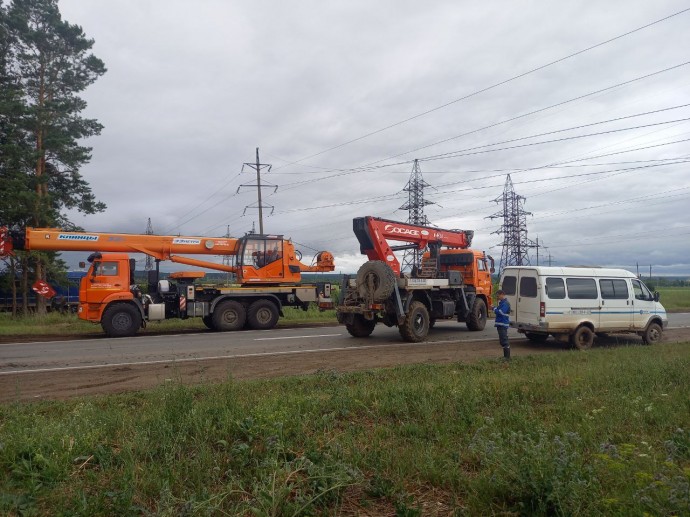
[86,260,126,304]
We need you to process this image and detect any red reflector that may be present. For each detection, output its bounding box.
[540,302,546,317]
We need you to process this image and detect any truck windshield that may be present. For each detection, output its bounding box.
[242,238,282,268]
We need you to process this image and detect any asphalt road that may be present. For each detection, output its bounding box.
[1,313,689,375]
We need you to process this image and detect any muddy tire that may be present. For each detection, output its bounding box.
[466,298,487,331]
[399,301,430,342]
[101,303,141,338]
[212,300,246,331]
[526,332,549,343]
[247,299,279,330]
[642,322,662,345]
[570,325,594,350]
[356,261,396,302]
[346,315,376,338]
[202,315,215,330]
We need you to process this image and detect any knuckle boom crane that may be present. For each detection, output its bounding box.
[1,226,335,337]
[337,216,494,342]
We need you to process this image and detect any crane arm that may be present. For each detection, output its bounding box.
[15,227,241,256]
[353,216,474,276]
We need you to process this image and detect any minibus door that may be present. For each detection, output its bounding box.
[631,279,655,329]
[598,279,633,330]
[517,269,540,325]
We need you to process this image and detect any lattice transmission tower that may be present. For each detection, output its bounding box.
[399,159,434,272]
[488,174,537,273]
[144,218,154,271]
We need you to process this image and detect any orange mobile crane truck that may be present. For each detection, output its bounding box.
[336,216,494,342]
[0,227,335,337]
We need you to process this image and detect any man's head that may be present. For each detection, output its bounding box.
[496,290,506,300]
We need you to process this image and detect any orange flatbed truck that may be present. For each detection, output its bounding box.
[0,227,335,337]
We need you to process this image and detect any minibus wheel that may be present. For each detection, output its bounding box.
[642,322,662,345]
[570,325,594,350]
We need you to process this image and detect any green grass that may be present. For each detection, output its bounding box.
[657,287,690,312]
[1,344,689,515]
[0,306,337,336]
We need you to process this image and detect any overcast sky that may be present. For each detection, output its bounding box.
[57,0,690,275]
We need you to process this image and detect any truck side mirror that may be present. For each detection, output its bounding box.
[654,291,660,302]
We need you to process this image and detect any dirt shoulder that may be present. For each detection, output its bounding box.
[2,328,689,403]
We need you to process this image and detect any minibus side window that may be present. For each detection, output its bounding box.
[600,279,629,300]
[566,278,597,299]
[501,275,517,295]
[545,277,565,299]
[520,277,537,297]
[632,279,652,301]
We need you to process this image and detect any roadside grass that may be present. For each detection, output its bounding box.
[657,287,690,312]
[0,306,337,336]
[1,343,689,515]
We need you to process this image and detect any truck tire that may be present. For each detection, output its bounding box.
[247,299,280,330]
[570,325,594,350]
[101,303,141,338]
[642,322,662,345]
[526,332,549,343]
[466,298,487,331]
[399,301,430,342]
[212,300,246,331]
[356,261,396,302]
[346,315,376,337]
[202,315,215,330]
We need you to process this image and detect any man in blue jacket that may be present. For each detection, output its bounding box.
[493,290,511,360]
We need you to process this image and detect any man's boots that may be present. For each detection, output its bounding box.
[503,347,511,361]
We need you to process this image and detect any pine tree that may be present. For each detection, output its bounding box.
[2,0,107,314]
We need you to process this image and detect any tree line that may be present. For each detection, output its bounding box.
[0,0,105,315]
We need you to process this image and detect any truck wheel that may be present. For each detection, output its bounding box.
[356,261,396,302]
[526,332,549,343]
[466,298,487,331]
[399,301,430,342]
[570,325,594,350]
[101,303,141,338]
[202,315,215,330]
[346,315,376,337]
[642,322,662,345]
[212,300,246,331]
[247,299,279,330]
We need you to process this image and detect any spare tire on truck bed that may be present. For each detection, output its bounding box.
[356,261,396,302]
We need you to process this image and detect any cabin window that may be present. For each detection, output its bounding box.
[477,259,486,271]
[94,262,119,277]
[599,279,629,300]
[501,275,517,295]
[566,278,598,299]
[545,277,565,299]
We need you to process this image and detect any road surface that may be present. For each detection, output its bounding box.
[1,313,688,402]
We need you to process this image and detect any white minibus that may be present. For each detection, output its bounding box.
[499,266,667,349]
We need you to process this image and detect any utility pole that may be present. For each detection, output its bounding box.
[144,218,154,271]
[238,147,275,234]
[536,237,539,266]
[222,224,233,284]
[547,251,554,267]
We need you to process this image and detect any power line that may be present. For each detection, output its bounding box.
[270,6,690,171]
[275,62,690,191]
